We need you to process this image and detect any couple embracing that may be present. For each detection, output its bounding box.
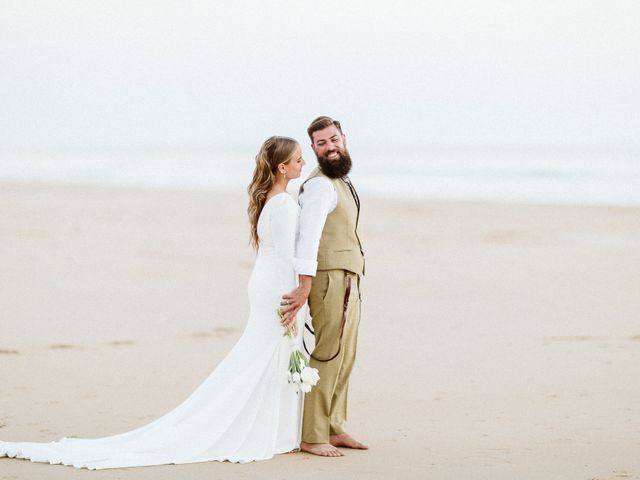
[0,116,367,469]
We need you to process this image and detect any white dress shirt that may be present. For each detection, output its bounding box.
[293,176,337,276]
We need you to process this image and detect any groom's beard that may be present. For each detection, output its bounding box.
[317,148,352,179]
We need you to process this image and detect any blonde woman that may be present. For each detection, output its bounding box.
[1,136,307,469]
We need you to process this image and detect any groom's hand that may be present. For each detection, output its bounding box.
[280,275,313,325]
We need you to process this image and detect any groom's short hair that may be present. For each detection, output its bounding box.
[307,116,343,142]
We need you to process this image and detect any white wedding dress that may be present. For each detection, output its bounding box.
[0,192,304,470]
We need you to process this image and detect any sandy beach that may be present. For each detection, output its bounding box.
[1,181,639,480]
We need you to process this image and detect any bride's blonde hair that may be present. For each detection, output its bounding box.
[247,136,298,250]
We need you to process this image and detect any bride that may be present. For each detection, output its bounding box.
[0,136,307,469]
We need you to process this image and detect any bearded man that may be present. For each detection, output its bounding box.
[280,116,367,457]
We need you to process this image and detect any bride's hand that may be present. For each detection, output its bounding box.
[282,317,298,337]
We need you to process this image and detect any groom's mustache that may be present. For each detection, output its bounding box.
[317,148,352,178]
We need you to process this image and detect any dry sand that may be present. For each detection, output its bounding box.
[1,182,639,480]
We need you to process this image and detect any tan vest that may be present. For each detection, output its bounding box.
[301,167,365,275]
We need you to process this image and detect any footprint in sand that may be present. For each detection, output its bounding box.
[107,340,136,346]
[187,327,238,339]
[543,336,606,345]
[214,326,237,334]
[14,228,48,239]
[49,344,84,350]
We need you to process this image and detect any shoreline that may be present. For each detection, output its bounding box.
[3,178,640,210]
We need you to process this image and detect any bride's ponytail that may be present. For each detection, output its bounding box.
[247,136,298,250]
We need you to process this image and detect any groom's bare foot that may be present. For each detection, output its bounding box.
[329,433,368,450]
[300,441,344,457]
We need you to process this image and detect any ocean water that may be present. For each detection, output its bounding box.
[0,149,639,206]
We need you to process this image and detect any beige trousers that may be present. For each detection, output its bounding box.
[302,269,361,444]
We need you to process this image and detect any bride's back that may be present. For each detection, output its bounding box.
[247,193,299,324]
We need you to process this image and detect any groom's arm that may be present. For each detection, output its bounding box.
[280,177,336,326]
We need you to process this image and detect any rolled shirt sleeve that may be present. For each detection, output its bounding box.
[293,176,337,276]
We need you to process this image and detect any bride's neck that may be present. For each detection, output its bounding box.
[268,178,288,199]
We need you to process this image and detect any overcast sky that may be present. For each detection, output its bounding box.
[1,1,639,151]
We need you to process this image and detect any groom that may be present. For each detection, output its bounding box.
[281,116,367,457]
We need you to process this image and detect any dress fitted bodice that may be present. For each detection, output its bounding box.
[247,193,299,327]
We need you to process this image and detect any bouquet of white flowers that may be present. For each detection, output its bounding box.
[278,309,320,393]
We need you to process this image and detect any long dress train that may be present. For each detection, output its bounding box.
[0,192,303,469]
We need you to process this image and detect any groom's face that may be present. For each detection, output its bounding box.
[311,125,347,163]
[311,124,352,178]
